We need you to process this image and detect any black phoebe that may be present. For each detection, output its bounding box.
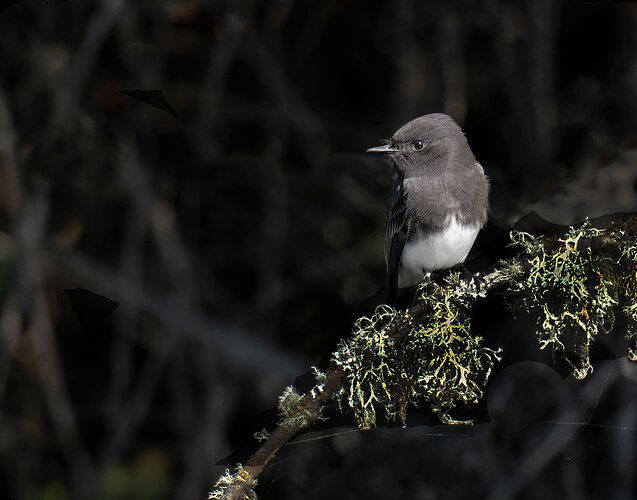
[367,113,489,299]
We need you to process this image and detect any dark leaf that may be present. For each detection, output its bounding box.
[118,89,179,118]
[64,288,119,341]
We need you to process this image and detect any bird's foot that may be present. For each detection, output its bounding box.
[420,269,432,282]
[411,270,434,305]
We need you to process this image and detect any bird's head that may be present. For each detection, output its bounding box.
[367,113,471,177]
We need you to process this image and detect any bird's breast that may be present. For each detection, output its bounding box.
[398,216,480,288]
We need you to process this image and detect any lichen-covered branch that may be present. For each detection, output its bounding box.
[210,269,510,499]
[209,465,258,500]
[211,364,346,500]
[506,218,637,378]
[332,275,502,428]
[210,216,637,499]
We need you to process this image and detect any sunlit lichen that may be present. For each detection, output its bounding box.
[615,217,637,360]
[277,371,328,431]
[208,464,257,500]
[332,275,501,428]
[409,274,502,421]
[331,304,398,428]
[330,217,637,428]
[504,218,637,377]
[309,366,327,398]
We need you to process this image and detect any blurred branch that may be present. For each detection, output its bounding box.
[488,362,620,499]
[57,0,126,116]
[177,363,234,499]
[1,83,96,496]
[193,11,246,161]
[0,86,21,222]
[438,1,466,121]
[101,138,204,465]
[18,194,96,497]
[103,140,151,447]
[55,251,303,378]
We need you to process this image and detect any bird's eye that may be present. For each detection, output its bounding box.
[413,141,424,151]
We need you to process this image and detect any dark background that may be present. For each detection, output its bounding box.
[0,0,637,499]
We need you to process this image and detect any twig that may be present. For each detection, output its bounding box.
[18,194,97,497]
[57,0,125,116]
[55,250,303,377]
[0,85,20,220]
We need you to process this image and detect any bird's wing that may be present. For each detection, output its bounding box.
[385,176,410,291]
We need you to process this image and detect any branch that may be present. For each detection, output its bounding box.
[212,266,510,499]
[57,0,125,116]
[211,216,637,498]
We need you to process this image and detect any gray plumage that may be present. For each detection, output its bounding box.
[367,113,489,295]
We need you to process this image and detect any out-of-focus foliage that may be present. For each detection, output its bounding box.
[32,449,171,500]
[0,234,16,309]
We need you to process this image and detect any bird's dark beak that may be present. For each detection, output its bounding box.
[366,144,399,154]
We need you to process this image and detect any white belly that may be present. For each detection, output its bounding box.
[398,217,480,288]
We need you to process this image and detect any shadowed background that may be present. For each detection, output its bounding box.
[0,0,637,499]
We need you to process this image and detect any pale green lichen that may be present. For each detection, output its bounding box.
[309,366,327,398]
[614,217,637,359]
[277,369,328,431]
[331,304,398,428]
[208,464,256,500]
[253,428,271,442]
[332,275,501,428]
[409,274,502,420]
[505,218,637,377]
[330,217,637,428]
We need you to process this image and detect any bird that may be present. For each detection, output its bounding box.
[367,113,489,302]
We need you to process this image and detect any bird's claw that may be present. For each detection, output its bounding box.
[420,269,432,284]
